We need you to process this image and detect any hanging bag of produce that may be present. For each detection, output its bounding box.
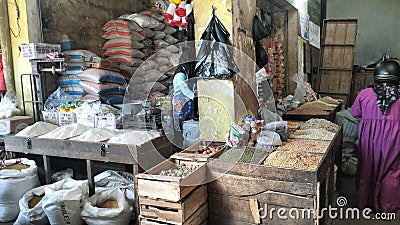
[194,8,239,79]
[81,188,133,225]
[0,158,40,222]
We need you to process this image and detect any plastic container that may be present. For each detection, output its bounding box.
[182,120,200,148]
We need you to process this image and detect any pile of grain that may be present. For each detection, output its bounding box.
[263,151,323,171]
[300,118,339,133]
[298,100,335,111]
[96,199,119,208]
[159,165,199,177]
[277,139,331,153]
[289,128,335,141]
[28,194,45,209]
[218,147,271,164]
[287,121,304,130]
[2,163,29,170]
[319,96,341,105]
[285,108,330,115]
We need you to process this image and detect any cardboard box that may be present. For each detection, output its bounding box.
[84,57,120,71]
[0,116,34,135]
[19,43,61,59]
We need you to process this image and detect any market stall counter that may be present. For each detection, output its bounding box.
[4,127,173,196]
[206,126,343,225]
[282,97,343,122]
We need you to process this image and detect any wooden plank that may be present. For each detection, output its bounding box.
[140,203,208,225]
[208,193,314,224]
[249,198,261,224]
[139,185,207,223]
[208,173,316,196]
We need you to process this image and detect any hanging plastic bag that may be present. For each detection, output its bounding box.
[292,73,307,105]
[255,41,268,70]
[194,9,239,79]
[252,15,270,42]
[0,90,21,119]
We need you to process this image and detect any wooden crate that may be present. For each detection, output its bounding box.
[140,203,208,225]
[349,72,374,105]
[139,185,207,223]
[282,102,342,122]
[136,158,207,202]
[170,141,227,163]
[206,128,343,225]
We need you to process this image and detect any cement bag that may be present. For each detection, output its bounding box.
[106,55,143,67]
[14,185,49,225]
[41,178,88,225]
[0,158,40,222]
[81,189,133,225]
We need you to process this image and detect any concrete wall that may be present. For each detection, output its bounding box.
[327,0,400,66]
[40,0,150,56]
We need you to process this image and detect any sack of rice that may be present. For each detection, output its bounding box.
[102,20,142,32]
[0,158,40,222]
[101,30,145,41]
[41,178,88,225]
[118,14,161,29]
[106,55,143,67]
[102,39,144,51]
[14,185,49,225]
[140,28,156,38]
[80,188,133,225]
[104,48,145,59]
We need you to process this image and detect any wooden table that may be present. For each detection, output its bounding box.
[282,102,343,122]
[4,135,173,195]
[207,127,343,225]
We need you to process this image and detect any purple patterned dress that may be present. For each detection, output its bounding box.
[351,87,400,212]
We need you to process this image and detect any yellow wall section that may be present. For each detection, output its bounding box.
[7,0,34,115]
[193,0,233,41]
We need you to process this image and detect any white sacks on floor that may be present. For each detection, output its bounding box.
[41,178,88,225]
[14,185,49,225]
[81,188,133,225]
[0,158,40,222]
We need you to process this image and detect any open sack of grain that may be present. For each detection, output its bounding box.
[41,178,89,225]
[81,188,133,225]
[0,158,40,222]
[14,185,49,225]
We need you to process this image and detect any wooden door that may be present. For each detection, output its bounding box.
[317,19,358,106]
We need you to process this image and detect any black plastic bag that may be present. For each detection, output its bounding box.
[255,41,268,69]
[194,10,239,79]
[252,15,270,42]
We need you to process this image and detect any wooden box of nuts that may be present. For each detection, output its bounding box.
[171,141,228,163]
[136,158,207,202]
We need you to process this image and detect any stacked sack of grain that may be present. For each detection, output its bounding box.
[101,11,180,100]
[77,68,126,102]
[58,50,98,100]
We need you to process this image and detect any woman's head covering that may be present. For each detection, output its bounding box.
[173,72,194,99]
[374,59,400,84]
[373,59,400,114]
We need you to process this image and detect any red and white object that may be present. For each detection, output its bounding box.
[163,3,176,21]
[175,1,187,17]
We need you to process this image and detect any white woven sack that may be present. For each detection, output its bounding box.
[0,158,40,222]
[14,185,49,225]
[41,178,88,225]
[81,188,133,225]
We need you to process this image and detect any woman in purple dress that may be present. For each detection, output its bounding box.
[351,59,400,213]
